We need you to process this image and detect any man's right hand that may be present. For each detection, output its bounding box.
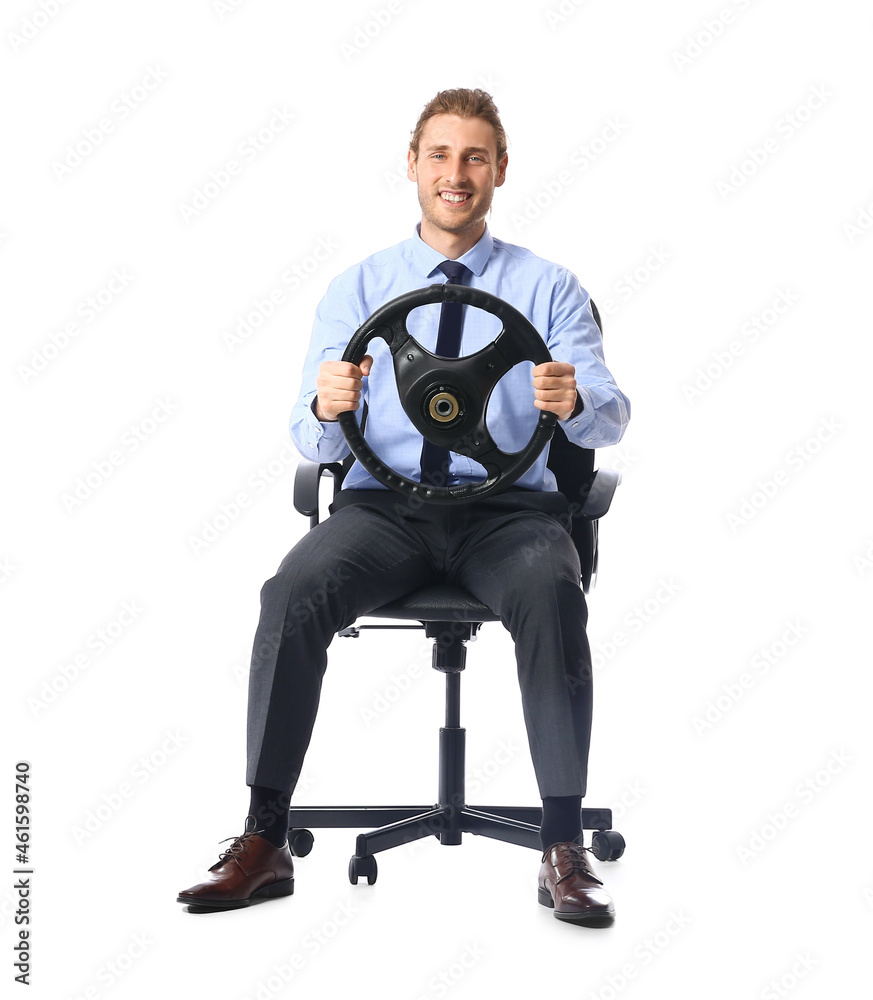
[314,356,373,422]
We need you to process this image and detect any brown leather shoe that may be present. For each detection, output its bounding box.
[177,816,294,910]
[538,841,615,926]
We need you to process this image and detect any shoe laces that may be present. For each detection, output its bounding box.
[216,814,265,863]
[550,842,604,886]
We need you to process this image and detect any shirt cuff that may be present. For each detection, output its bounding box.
[569,391,584,419]
[559,388,596,443]
[305,396,345,447]
[559,390,584,423]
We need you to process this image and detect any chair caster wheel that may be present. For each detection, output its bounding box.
[349,854,378,885]
[590,829,625,861]
[288,828,314,857]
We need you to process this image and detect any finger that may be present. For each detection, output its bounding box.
[532,361,574,378]
[321,361,365,379]
[359,354,374,377]
[533,380,576,397]
[322,388,362,402]
[537,389,572,403]
[315,395,359,422]
[534,398,575,420]
[533,375,574,388]
[319,374,363,392]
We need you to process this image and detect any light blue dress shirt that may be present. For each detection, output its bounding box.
[290,224,630,492]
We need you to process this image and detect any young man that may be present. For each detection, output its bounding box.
[178,89,630,925]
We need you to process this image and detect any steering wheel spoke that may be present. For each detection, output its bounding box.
[445,424,500,463]
[384,313,412,353]
[491,326,537,369]
[458,341,513,398]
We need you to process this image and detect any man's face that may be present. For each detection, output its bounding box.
[408,113,507,241]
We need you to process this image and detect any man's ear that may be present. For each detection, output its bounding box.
[495,153,508,188]
[407,149,417,181]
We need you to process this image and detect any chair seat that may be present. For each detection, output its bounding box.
[364,584,501,623]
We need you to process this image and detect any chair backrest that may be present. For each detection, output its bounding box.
[545,422,596,571]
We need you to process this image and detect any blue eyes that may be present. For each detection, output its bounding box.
[431,154,484,163]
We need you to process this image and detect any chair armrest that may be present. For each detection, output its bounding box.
[580,468,621,520]
[293,461,347,526]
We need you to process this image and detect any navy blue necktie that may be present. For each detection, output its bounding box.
[419,260,470,487]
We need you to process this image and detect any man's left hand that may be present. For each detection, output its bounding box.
[532,362,578,421]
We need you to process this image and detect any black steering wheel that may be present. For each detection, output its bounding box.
[338,283,557,504]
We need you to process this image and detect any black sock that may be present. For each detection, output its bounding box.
[540,795,583,852]
[247,784,291,848]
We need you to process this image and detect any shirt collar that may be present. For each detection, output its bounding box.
[409,222,493,278]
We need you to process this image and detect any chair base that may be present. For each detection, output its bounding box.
[287,804,614,856]
[284,620,622,881]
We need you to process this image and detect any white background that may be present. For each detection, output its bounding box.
[4,0,872,997]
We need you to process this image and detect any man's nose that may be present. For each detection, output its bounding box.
[445,157,468,184]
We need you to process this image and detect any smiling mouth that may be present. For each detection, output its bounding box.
[440,191,472,204]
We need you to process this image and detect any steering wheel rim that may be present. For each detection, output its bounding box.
[337,283,557,504]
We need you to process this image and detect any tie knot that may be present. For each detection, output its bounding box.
[438,260,470,284]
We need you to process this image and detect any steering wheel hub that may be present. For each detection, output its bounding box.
[426,388,463,424]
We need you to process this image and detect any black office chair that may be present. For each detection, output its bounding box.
[285,300,626,885]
